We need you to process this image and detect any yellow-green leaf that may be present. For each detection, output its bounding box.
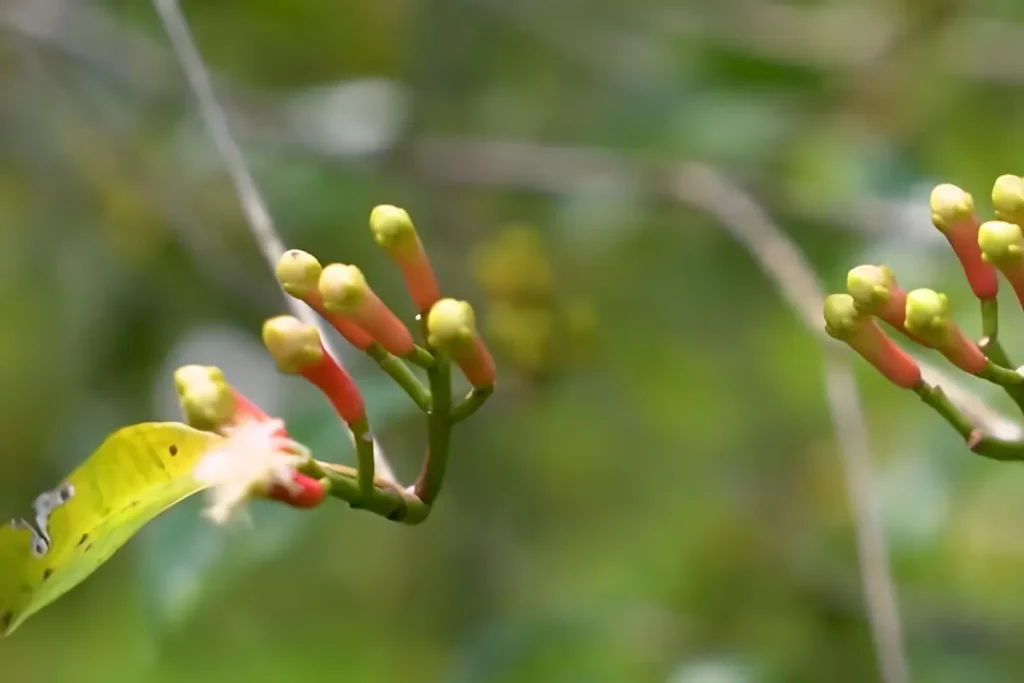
[0,422,222,636]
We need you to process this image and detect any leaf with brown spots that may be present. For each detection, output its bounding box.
[0,422,223,636]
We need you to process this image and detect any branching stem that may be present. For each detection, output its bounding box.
[309,460,429,524]
[366,343,432,412]
[414,354,453,505]
[451,387,494,422]
[914,382,1024,461]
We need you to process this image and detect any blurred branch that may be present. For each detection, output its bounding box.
[412,135,1024,680]
[654,1,1024,86]
[411,137,903,682]
[420,133,913,681]
[150,0,398,482]
[668,167,909,683]
[415,136,1020,439]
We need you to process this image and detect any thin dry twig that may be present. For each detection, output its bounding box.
[666,165,908,683]
[151,0,396,482]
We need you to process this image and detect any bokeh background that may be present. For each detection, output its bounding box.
[5,0,1024,681]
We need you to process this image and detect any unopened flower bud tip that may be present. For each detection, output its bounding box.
[426,298,477,352]
[846,264,896,313]
[823,294,863,342]
[276,250,323,299]
[992,175,1024,223]
[904,289,949,337]
[262,316,324,374]
[978,220,1024,267]
[319,264,369,315]
[369,205,419,256]
[174,364,236,429]
[929,183,975,232]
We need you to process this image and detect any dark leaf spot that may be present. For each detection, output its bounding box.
[77,533,89,547]
[84,544,93,553]
[168,444,178,456]
[42,568,53,581]
[130,500,140,508]
[1,611,11,631]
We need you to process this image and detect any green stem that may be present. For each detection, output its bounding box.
[976,298,1024,415]
[366,343,432,412]
[977,361,1024,387]
[979,297,1013,368]
[404,345,437,369]
[913,382,1024,461]
[302,456,330,480]
[981,365,1024,417]
[450,386,494,422]
[348,417,376,499]
[413,354,453,505]
[311,461,430,524]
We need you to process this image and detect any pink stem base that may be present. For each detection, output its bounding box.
[300,344,367,425]
[947,226,999,299]
[400,257,442,314]
[458,338,497,389]
[858,323,922,389]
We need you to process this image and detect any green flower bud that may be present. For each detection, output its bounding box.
[978,220,1024,268]
[904,289,952,347]
[369,205,419,258]
[992,174,1024,224]
[262,315,324,374]
[173,364,236,430]
[930,184,975,233]
[318,264,369,315]
[823,294,865,342]
[427,298,477,353]
[846,265,897,315]
[275,250,323,299]
[427,298,496,387]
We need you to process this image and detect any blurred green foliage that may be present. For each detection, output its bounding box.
[4,0,1024,681]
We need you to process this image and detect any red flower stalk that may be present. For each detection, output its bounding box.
[230,387,270,424]
[318,264,415,357]
[979,220,1024,309]
[262,315,367,425]
[269,471,326,509]
[276,250,375,351]
[824,294,922,389]
[426,298,497,389]
[930,184,999,300]
[369,205,442,314]
[904,288,987,375]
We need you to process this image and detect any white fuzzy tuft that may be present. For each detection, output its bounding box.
[193,419,309,525]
